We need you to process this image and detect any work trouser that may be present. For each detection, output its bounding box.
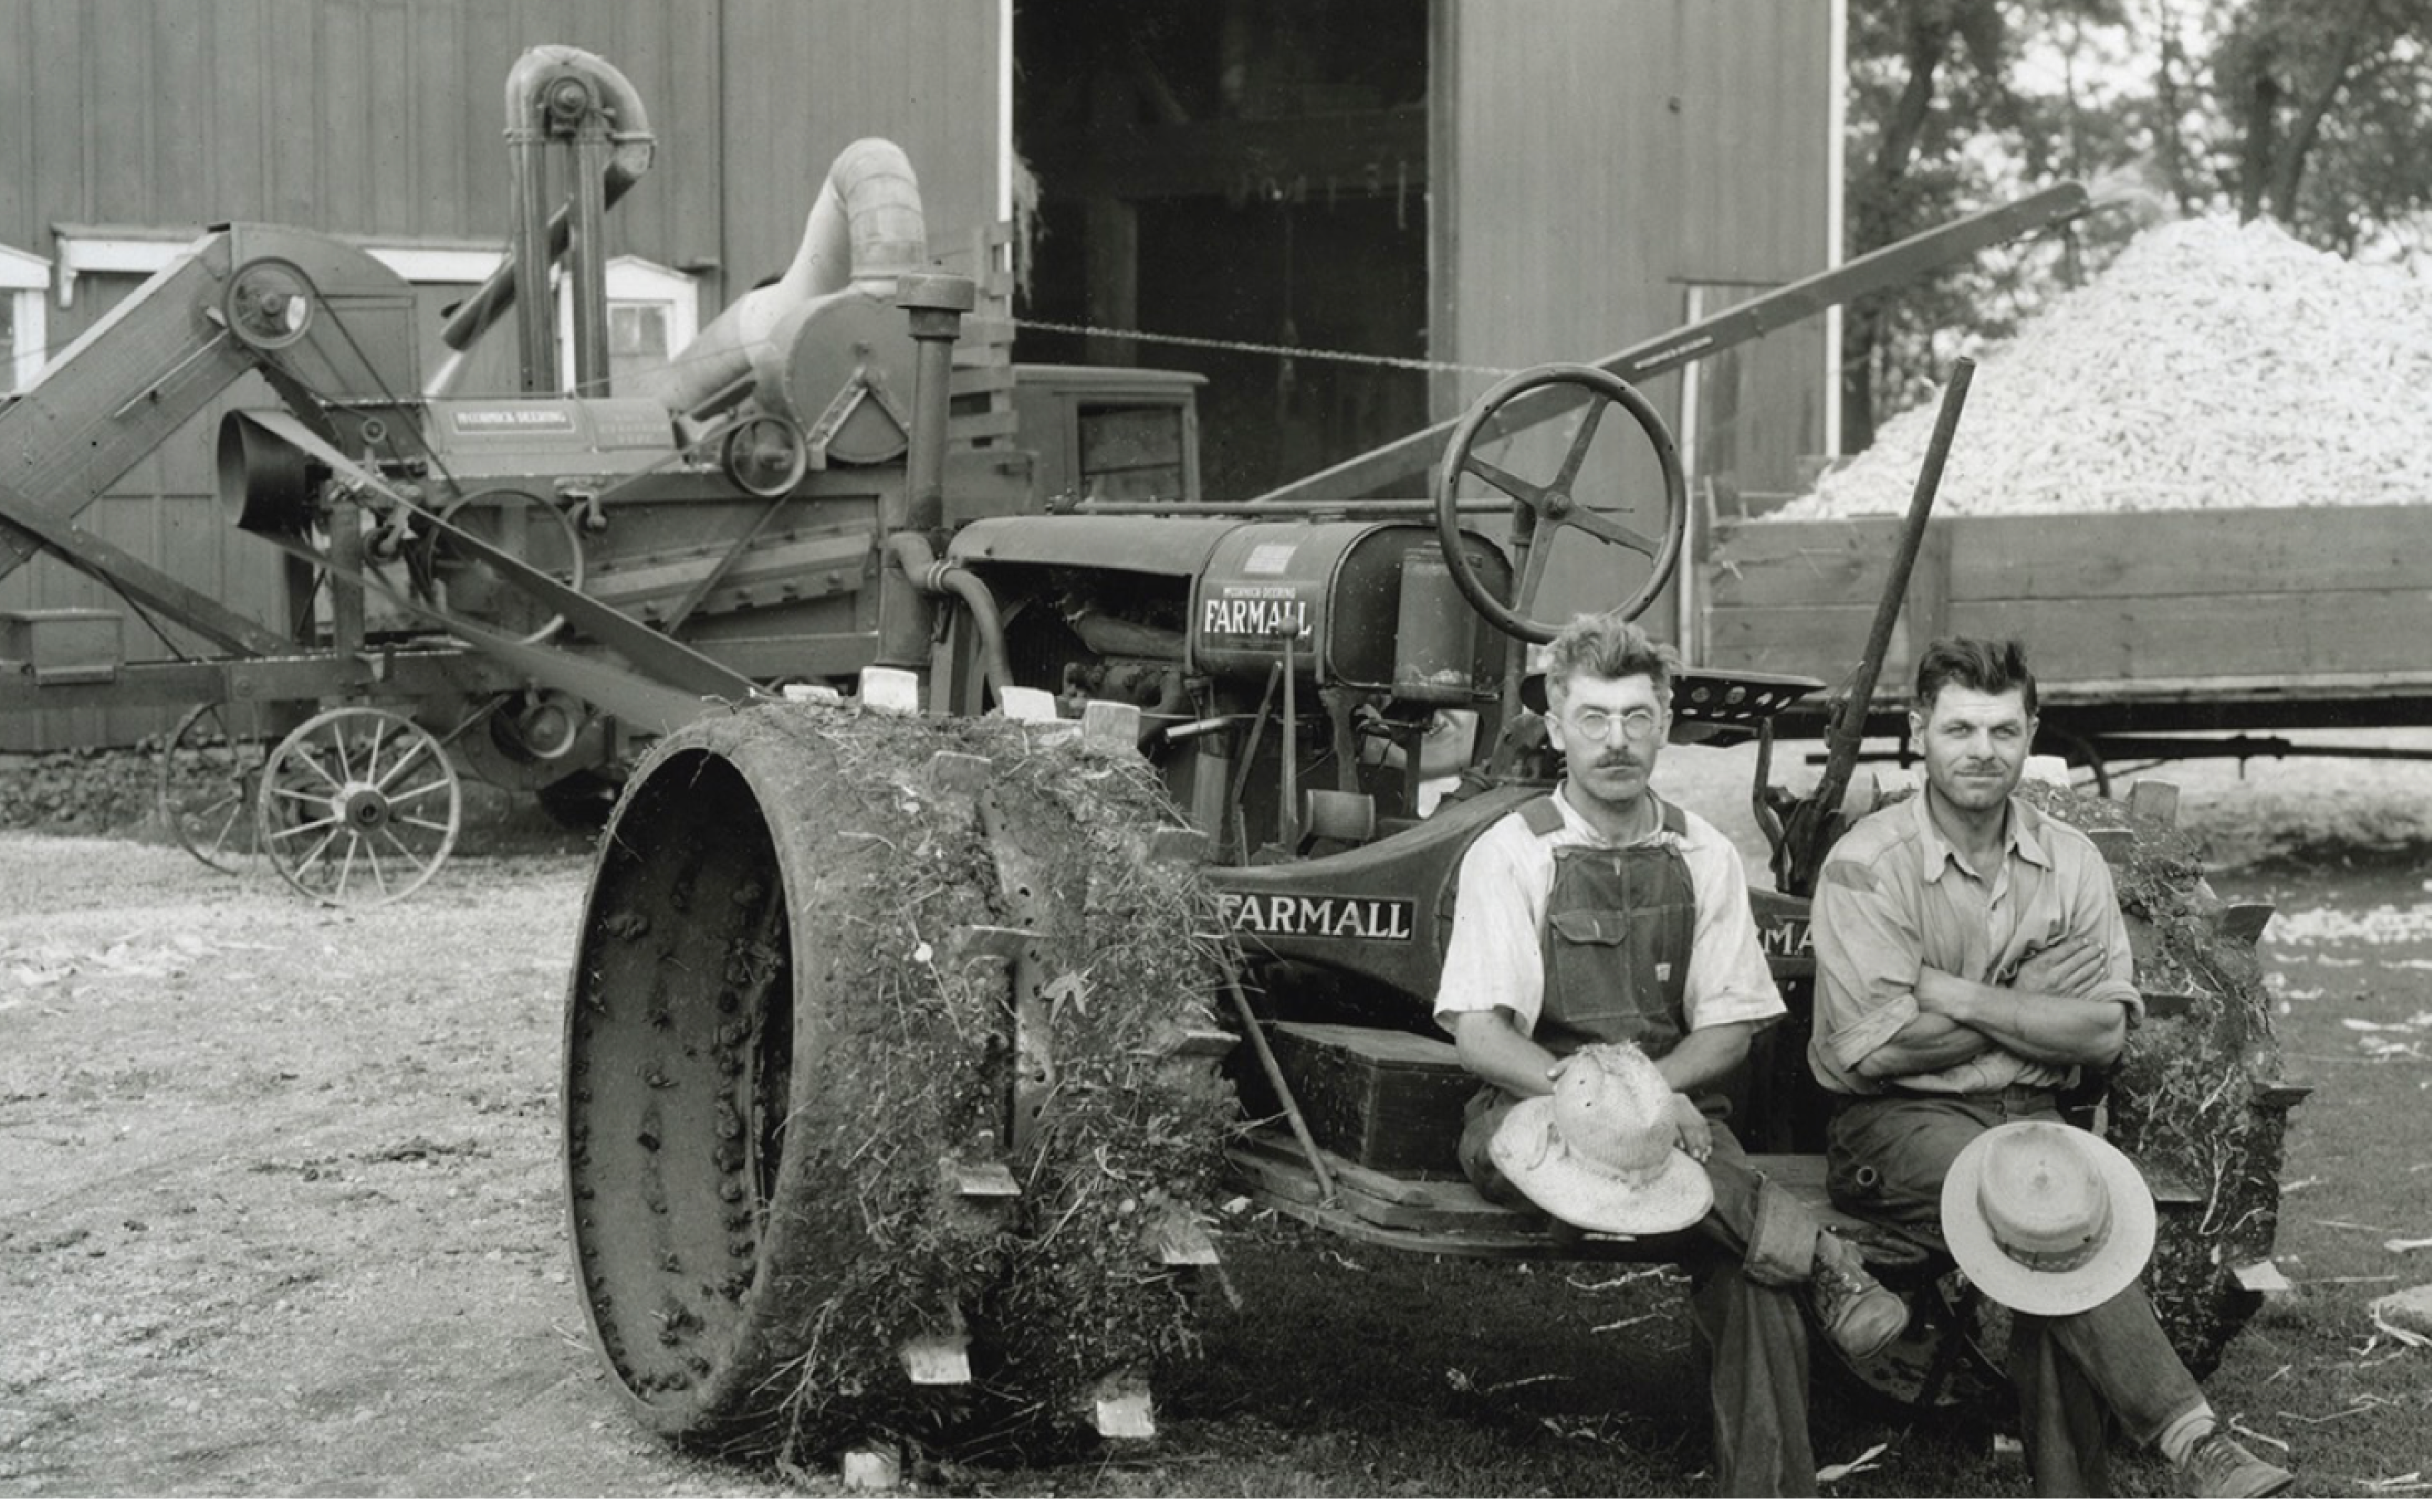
[1461,1091,1819,1498]
[1825,1089,2207,1498]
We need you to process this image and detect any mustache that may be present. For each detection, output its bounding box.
[1589,754,1644,772]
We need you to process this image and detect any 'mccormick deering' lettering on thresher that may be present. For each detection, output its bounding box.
[1218,892,1417,941]
[450,406,577,432]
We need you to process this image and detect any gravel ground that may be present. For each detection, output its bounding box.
[0,837,782,1497]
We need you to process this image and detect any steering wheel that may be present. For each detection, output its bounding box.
[1433,363,1688,643]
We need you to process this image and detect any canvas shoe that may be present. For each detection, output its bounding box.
[2179,1432,2294,1498]
[1808,1231,1908,1362]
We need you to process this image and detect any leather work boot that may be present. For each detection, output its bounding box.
[2178,1432,2294,1498]
[1808,1230,1908,1362]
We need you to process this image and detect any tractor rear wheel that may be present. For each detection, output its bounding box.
[2028,779,2305,1380]
[562,704,1234,1459]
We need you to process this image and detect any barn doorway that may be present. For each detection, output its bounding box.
[1013,0,1431,501]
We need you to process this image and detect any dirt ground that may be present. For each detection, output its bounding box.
[3,734,2428,1496]
[0,836,780,1498]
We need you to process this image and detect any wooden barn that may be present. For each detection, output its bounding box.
[0,0,1841,749]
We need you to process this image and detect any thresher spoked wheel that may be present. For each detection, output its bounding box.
[256,706,463,907]
[1825,778,2302,1409]
[158,702,270,874]
[562,705,1234,1460]
[1432,362,1688,643]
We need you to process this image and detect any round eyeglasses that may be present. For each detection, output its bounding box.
[1566,706,1663,744]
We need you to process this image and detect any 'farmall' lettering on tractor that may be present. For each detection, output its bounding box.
[1202,583,1315,641]
[1219,892,1416,941]
[1758,913,1812,959]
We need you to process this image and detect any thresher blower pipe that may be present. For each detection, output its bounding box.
[634,139,928,417]
[433,46,656,368]
[874,272,981,688]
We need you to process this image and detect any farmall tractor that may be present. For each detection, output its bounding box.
[0,43,2299,1466]
[550,174,2305,1471]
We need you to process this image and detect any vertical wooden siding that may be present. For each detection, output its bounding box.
[0,0,999,387]
[717,0,1003,290]
[0,0,1002,749]
[1437,0,1832,636]
[1440,0,1830,387]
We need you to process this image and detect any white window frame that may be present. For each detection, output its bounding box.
[0,242,49,392]
[48,226,696,394]
[558,255,700,394]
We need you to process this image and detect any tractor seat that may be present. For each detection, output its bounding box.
[1667,669,1826,746]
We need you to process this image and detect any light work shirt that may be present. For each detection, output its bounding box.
[1809,793,2143,1096]
[1432,784,1787,1040]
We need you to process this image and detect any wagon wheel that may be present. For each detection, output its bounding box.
[257,706,462,907]
[158,702,269,874]
[1433,362,1688,643]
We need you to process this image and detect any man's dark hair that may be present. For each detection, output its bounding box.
[1915,637,2038,717]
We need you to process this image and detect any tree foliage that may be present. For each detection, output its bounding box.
[1842,0,2432,448]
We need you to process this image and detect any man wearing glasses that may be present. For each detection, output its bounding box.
[1434,611,1902,1497]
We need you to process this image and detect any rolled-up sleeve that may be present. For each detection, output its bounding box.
[2060,841,2144,1025]
[1680,833,1787,1032]
[1809,852,1926,1090]
[1433,818,1547,1035]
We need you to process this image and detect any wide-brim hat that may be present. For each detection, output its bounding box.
[1941,1121,2156,1316]
[1488,1044,1712,1235]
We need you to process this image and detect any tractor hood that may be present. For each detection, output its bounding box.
[947,514,1242,578]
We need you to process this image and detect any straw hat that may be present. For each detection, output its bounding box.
[1941,1121,2157,1316]
[1489,1042,1712,1235]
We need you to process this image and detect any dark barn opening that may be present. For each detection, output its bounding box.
[1014,0,1431,500]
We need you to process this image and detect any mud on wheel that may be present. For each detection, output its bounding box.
[561,703,1237,1459]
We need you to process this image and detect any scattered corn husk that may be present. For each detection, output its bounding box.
[1771,216,2432,519]
[2372,1284,2432,1344]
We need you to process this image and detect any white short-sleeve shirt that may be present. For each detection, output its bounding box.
[1432,784,1787,1041]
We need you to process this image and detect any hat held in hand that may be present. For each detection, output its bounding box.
[1488,1042,1711,1235]
[1941,1120,2156,1316]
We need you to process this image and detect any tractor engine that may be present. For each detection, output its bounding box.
[948,512,1516,852]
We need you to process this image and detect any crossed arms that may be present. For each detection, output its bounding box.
[1851,936,2128,1079]
[1809,839,2141,1089]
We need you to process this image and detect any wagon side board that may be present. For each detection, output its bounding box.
[1701,504,2432,711]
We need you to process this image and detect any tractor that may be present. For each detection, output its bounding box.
[557,203,2303,1461]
